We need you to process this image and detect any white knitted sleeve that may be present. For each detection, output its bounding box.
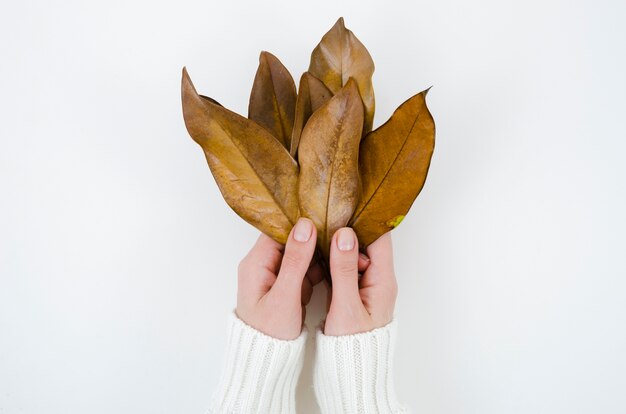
[208,311,307,414]
[313,319,409,414]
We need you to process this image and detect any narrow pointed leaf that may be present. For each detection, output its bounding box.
[290,72,333,158]
[350,89,435,247]
[248,51,297,150]
[308,17,375,135]
[298,78,363,258]
[182,68,299,244]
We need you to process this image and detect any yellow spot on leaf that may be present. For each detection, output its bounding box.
[386,215,405,229]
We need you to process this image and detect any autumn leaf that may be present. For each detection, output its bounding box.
[290,72,333,158]
[308,17,375,135]
[181,16,437,265]
[298,78,363,258]
[350,89,435,247]
[182,67,299,244]
[248,51,297,150]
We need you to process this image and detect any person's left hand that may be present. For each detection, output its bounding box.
[236,218,325,340]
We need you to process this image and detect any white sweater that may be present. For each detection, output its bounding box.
[208,311,408,413]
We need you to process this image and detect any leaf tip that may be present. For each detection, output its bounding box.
[181,66,193,85]
[343,77,362,102]
[259,50,270,61]
[181,66,197,98]
[260,50,282,65]
[344,76,358,90]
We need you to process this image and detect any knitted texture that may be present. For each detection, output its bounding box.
[313,319,409,414]
[207,311,307,414]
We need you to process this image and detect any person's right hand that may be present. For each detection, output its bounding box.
[236,218,324,340]
[323,228,398,336]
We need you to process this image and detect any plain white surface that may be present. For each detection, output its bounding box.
[1,0,625,413]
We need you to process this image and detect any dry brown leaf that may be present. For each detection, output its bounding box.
[308,17,375,135]
[248,51,297,150]
[350,89,435,247]
[290,72,333,158]
[298,78,364,258]
[181,17,437,259]
[182,67,299,244]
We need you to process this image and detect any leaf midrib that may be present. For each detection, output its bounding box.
[322,100,350,247]
[212,112,296,226]
[267,59,289,148]
[351,106,423,225]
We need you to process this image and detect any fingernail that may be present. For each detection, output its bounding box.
[293,218,312,242]
[359,252,370,262]
[337,228,355,251]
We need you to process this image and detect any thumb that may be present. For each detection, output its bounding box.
[329,227,361,304]
[272,218,317,299]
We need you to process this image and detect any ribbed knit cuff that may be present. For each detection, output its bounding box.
[313,319,408,414]
[208,311,307,414]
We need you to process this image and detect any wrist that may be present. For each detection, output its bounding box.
[235,306,304,340]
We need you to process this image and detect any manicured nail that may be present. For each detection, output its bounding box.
[337,228,355,251]
[293,218,312,242]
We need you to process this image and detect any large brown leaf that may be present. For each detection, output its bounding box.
[298,78,363,259]
[308,17,375,135]
[350,89,435,247]
[248,51,297,150]
[181,67,299,244]
[290,72,333,158]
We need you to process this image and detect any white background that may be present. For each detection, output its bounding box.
[1,0,625,412]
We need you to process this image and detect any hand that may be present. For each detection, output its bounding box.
[323,228,398,336]
[236,218,325,340]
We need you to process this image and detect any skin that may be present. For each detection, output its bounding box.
[236,218,397,340]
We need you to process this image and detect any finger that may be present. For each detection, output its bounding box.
[361,232,396,287]
[358,252,371,274]
[325,280,332,313]
[329,227,361,304]
[365,231,394,269]
[273,218,317,298]
[241,233,284,275]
